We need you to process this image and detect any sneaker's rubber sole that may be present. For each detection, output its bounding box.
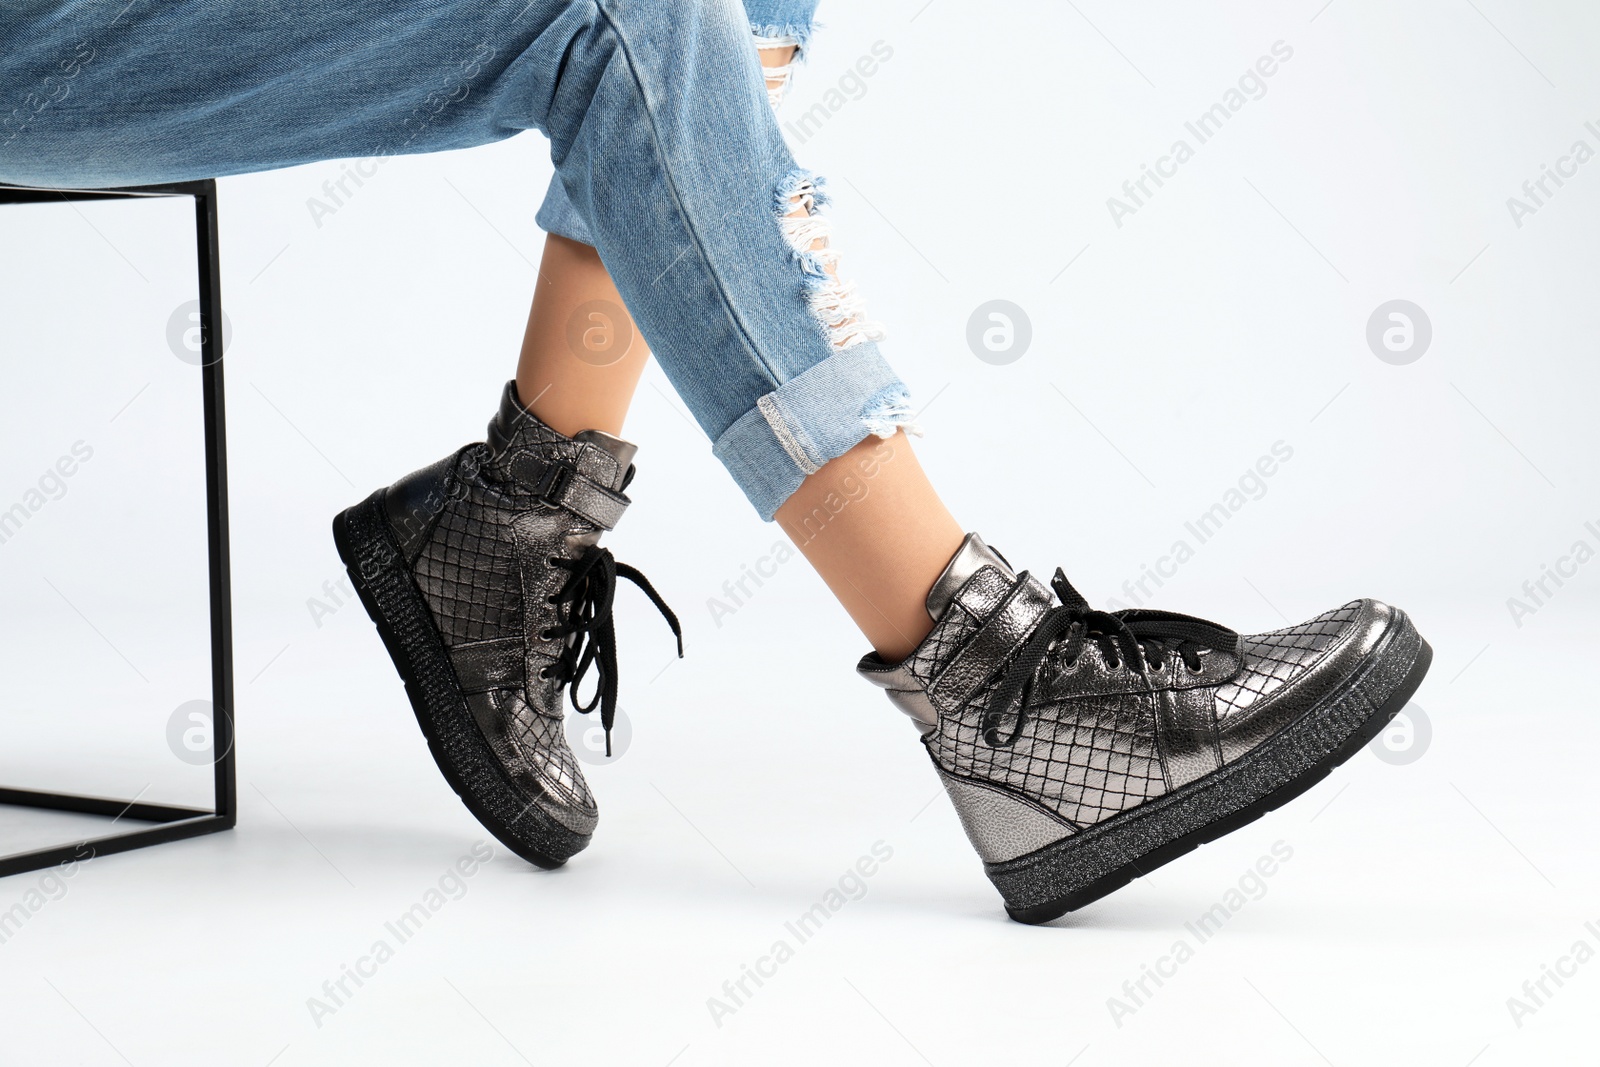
[332,491,588,869]
[990,610,1432,924]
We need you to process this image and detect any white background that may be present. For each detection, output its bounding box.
[1,0,1597,1063]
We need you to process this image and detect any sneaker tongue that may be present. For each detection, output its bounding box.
[926,533,1016,621]
[573,430,637,492]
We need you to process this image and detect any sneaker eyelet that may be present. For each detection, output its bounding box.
[538,667,552,680]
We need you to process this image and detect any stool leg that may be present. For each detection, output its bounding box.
[194,180,237,827]
[0,179,236,878]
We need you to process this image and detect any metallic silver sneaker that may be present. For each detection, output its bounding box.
[859,533,1431,924]
[332,383,680,868]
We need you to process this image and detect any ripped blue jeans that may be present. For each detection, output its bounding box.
[0,0,913,519]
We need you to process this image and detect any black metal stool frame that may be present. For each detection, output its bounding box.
[0,179,235,877]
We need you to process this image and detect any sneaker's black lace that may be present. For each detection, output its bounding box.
[542,545,682,756]
[982,569,1237,748]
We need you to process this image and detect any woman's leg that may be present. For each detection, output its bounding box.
[514,233,649,438]
[776,433,963,660]
[519,221,961,663]
[517,17,962,661]
[515,23,806,440]
[510,29,846,456]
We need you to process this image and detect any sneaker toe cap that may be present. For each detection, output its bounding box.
[1214,597,1403,761]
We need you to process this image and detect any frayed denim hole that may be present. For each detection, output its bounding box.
[774,169,886,352]
[751,22,815,54]
[861,386,923,440]
[753,31,804,108]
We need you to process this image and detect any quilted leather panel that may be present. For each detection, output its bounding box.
[928,687,1167,828]
[1212,602,1362,721]
[465,689,598,833]
[503,692,598,824]
[929,575,1054,713]
[412,458,527,646]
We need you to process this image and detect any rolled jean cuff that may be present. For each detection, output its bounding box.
[713,341,915,521]
[535,171,595,246]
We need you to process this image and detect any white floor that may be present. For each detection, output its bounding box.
[1,590,1595,1066]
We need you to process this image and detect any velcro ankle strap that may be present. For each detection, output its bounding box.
[507,452,629,530]
[929,574,1055,713]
